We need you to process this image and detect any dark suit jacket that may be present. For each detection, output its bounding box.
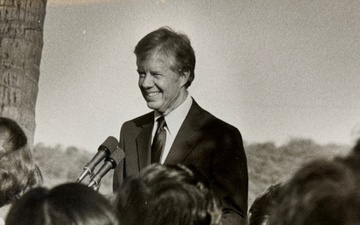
[113,99,248,225]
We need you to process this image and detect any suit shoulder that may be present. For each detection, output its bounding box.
[122,111,153,128]
[199,107,241,133]
[191,99,241,132]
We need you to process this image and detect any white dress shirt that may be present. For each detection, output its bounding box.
[152,94,193,164]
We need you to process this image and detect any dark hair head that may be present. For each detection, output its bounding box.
[0,117,42,207]
[134,27,196,88]
[0,117,27,155]
[115,164,221,225]
[269,159,360,225]
[6,183,120,225]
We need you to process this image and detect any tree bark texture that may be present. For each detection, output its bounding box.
[0,0,47,147]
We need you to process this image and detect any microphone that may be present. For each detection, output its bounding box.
[76,136,118,183]
[88,147,125,188]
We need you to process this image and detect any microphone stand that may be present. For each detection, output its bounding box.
[89,172,101,191]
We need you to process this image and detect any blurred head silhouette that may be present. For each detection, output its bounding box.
[115,163,222,225]
[268,158,360,225]
[6,183,120,225]
[0,117,42,207]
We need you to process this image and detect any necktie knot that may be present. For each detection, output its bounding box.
[157,116,166,131]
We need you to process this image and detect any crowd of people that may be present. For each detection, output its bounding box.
[1,26,359,225]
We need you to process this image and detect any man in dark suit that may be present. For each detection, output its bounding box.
[113,27,248,225]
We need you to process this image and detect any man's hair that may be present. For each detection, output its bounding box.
[115,164,222,225]
[134,26,196,88]
[268,159,360,225]
[0,117,43,207]
[6,183,120,225]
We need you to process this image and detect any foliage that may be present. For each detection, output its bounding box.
[32,138,350,208]
[245,138,350,206]
[32,143,113,195]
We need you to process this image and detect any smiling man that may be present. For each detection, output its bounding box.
[113,27,248,225]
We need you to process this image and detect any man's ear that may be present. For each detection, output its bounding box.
[179,70,190,87]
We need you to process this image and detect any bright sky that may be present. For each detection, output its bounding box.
[35,0,360,152]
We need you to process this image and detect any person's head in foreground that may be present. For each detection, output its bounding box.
[6,183,120,225]
[0,117,42,207]
[115,163,222,225]
[268,158,360,225]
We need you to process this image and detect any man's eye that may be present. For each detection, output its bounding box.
[138,73,146,78]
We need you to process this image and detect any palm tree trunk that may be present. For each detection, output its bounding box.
[0,0,47,147]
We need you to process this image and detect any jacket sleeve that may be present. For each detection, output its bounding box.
[212,127,248,225]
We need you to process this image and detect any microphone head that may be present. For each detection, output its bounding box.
[98,136,118,155]
[88,148,125,188]
[106,148,126,168]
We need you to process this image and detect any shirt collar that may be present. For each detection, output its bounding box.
[154,94,193,135]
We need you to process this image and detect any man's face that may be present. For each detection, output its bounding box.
[137,53,188,115]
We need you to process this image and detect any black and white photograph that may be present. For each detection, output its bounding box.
[1,0,360,224]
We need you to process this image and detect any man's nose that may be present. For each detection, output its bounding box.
[141,73,153,88]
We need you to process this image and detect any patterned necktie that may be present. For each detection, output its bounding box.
[151,116,167,163]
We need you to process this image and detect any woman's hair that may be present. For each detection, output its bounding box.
[0,117,42,207]
[115,164,222,225]
[134,26,196,88]
[6,183,120,225]
[0,117,28,154]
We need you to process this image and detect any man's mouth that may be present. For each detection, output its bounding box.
[146,91,161,97]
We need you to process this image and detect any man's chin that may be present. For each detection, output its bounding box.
[146,102,161,111]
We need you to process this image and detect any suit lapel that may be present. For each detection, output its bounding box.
[165,100,205,164]
[135,114,154,171]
